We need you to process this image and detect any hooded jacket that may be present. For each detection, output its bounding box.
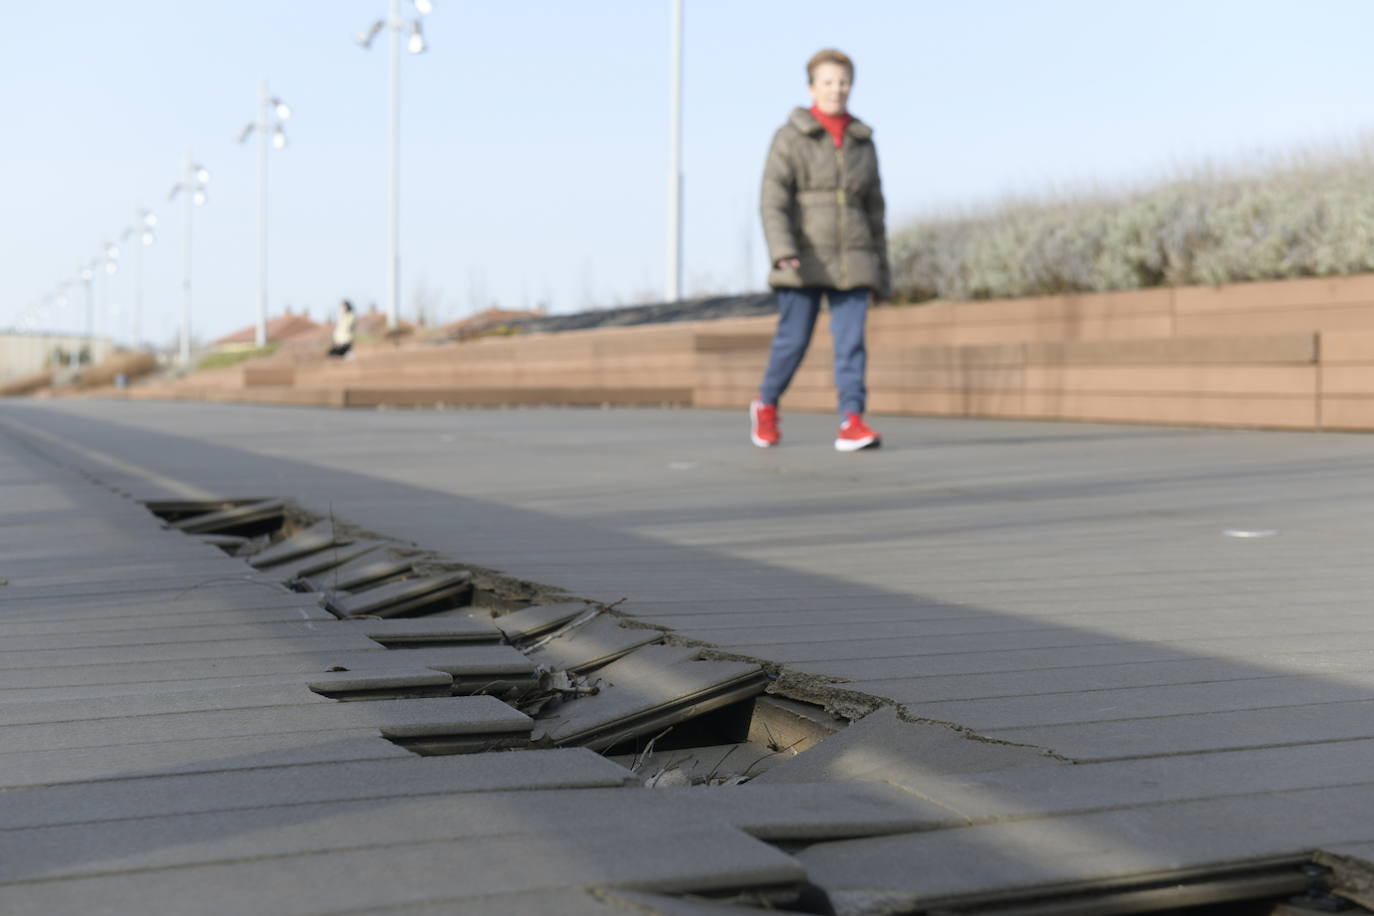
[760,107,890,299]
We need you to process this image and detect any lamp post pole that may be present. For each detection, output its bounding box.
[181,154,195,364]
[387,0,402,332]
[666,0,684,303]
[257,81,270,347]
[359,0,430,332]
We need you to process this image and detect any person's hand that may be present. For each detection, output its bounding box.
[775,257,801,269]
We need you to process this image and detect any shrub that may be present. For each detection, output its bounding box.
[890,145,1374,301]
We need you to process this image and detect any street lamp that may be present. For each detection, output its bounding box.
[666,0,684,303]
[78,262,96,360]
[120,207,157,348]
[239,81,291,347]
[357,0,432,331]
[169,155,210,365]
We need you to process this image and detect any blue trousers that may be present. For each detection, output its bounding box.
[759,287,869,417]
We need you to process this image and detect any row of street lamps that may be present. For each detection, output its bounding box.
[15,0,433,359]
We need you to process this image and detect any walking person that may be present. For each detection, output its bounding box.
[327,299,355,358]
[751,49,889,451]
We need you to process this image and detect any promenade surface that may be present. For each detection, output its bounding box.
[5,398,1374,914]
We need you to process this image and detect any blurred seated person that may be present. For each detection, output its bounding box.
[328,299,355,358]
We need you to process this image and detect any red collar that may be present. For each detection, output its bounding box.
[810,105,852,147]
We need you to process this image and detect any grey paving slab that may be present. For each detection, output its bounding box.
[0,782,944,885]
[531,646,766,749]
[0,633,386,669]
[0,617,391,653]
[0,672,452,724]
[0,573,287,604]
[0,823,803,916]
[0,603,334,636]
[0,733,414,788]
[248,520,350,568]
[328,572,473,618]
[0,644,528,694]
[896,670,1374,730]
[0,749,636,829]
[0,695,531,754]
[842,650,1374,703]
[0,585,330,620]
[988,698,1374,761]
[258,540,384,583]
[835,738,1374,822]
[492,601,595,640]
[755,707,1059,787]
[527,614,666,673]
[305,551,414,591]
[341,616,503,644]
[797,786,1374,914]
[0,665,451,705]
[168,498,285,533]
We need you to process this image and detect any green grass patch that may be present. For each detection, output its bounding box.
[197,343,280,371]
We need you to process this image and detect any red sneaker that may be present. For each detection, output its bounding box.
[750,399,780,447]
[835,413,880,451]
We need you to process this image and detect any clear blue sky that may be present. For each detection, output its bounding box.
[6,0,1374,346]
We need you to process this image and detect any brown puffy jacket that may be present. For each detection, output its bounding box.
[760,107,890,299]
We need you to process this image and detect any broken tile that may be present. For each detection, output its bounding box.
[328,572,473,619]
[526,614,665,674]
[530,646,768,751]
[342,616,502,646]
[168,499,286,534]
[304,552,414,592]
[493,602,593,641]
[261,540,383,584]
[248,521,352,569]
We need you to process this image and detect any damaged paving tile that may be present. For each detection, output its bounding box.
[167,499,286,534]
[492,602,594,641]
[1317,843,1374,910]
[530,646,768,751]
[259,540,383,584]
[327,572,473,619]
[342,616,503,646]
[248,521,352,569]
[304,551,415,592]
[754,706,1059,788]
[526,614,666,674]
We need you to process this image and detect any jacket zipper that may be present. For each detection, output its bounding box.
[835,141,848,288]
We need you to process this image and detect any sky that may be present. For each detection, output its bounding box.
[5,0,1374,347]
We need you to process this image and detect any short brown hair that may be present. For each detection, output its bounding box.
[807,49,854,84]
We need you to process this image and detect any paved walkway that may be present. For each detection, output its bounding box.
[6,399,1374,912]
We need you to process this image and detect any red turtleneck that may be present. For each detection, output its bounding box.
[810,105,852,147]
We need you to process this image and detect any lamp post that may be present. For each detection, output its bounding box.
[357,0,432,331]
[666,0,684,303]
[79,263,95,349]
[168,155,210,365]
[239,82,291,347]
[120,208,157,349]
[102,240,122,346]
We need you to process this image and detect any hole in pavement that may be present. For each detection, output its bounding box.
[144,498,844,784]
